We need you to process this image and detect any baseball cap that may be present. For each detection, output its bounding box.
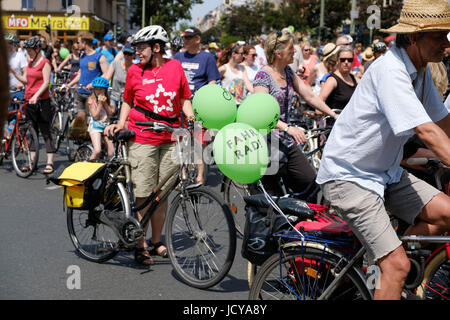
[182,27,201,37]
[122,42,136,54]
[104,34,114,41]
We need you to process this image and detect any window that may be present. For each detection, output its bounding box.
[62,0,73,9]
[22,0,34,10]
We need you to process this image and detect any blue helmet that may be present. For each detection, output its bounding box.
[92,77,109,88]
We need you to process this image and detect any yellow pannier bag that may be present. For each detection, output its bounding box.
[50,162,107,210]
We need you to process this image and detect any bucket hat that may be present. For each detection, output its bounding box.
[380,0,450,33]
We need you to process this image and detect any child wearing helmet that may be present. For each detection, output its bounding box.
[87,77,115,159]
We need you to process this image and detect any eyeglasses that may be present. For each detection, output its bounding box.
[339,57,354,63]
[135,44,150,52]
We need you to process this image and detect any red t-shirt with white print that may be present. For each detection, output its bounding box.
[123,58,192,145]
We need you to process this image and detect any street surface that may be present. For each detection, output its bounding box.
[0,141,251,300]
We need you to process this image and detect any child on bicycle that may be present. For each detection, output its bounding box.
[87,77,115,160]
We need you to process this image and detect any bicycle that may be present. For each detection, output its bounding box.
[57,121,236,289]
[50,84,78,161]
[222,124,334,236]
[248,184,450,300]
[1,99,40,178]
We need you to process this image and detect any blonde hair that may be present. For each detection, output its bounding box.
[428,62,448,100]
[264,30,294,64]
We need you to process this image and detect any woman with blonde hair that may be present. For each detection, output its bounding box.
[252,30,338,199]
[298,40,317,86]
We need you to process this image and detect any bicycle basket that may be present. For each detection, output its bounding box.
[49,162,106,210]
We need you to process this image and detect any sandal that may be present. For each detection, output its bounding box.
[148,241,168,258]
[134,247,154,265]
[43,163,54,174]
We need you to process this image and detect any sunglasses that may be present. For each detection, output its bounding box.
[340,57,354,63]
[251,54,257,57]
[124,52,134,56]
[274,30,282,50]
[303,48,311,52]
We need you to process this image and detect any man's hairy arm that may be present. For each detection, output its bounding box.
[415,121,450,166]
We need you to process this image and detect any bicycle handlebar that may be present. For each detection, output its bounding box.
[135,121,174,132]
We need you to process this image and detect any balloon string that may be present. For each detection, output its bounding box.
[257,180,304,239]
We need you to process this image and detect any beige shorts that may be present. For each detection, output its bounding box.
[128,141,180,198]
[321,171,441,262]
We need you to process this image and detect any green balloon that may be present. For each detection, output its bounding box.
[236,93,280,132]
[213,122,269,184]
[59,48,70,60]
[192,84,237,130]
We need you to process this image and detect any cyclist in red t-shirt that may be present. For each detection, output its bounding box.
[105,25,195,265]
[10,37,55,174]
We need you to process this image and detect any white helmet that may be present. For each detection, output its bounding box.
[133,25,169,45]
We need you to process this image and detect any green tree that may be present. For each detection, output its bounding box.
[130,0,203,32]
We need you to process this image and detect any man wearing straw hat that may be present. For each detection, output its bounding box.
[316,0,450,299]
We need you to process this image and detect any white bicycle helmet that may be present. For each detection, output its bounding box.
[133,25,169,45]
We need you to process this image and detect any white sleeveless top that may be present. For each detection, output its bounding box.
[222,64,246,105]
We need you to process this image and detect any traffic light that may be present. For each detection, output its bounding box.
[116,26,122,38]
[45,24,51,34]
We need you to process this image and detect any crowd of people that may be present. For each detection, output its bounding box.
[2,0,450,300]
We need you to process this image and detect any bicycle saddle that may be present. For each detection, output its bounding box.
[113,130,135,142]
[243,194,316,220]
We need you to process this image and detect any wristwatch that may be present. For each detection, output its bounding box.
[283,125,290,133]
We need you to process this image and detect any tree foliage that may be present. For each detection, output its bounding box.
[129,0,203,32]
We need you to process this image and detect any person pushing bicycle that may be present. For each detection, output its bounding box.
[316,0,450,300]
[104,25,195,266]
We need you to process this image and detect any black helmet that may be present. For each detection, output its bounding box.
[171,35,184,52]
[23,37,42,49]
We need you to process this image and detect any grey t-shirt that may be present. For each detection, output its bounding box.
[111,59,127,102]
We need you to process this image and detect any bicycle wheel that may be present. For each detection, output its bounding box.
[223,177,251,236]
[165,186,237,289]
[249,246,371,300]
[61,115,76,162]
[11,123,39,178]
[74,144,92,162]
[67,181,129,263]
[416,248,450,300]
[50,110,64,152]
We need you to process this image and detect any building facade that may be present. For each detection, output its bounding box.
[2,0,128,44]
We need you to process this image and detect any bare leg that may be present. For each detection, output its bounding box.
[374,245,411,300]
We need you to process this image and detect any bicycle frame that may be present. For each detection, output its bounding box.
[2,101,29,155]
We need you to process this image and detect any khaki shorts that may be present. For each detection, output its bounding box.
[128,141,180,198]
[321,171,441,263]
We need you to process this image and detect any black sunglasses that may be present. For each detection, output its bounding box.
[340,57,354,63]
[274,30,282,50]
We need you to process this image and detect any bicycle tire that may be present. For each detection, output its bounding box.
[416,248,450,300]
[11,123,39,178]
[50,110,64,152]
[66,181,130,263]
[249,246,372,300]
[222,177,251,236]
[74,144,93,162]
[165,186,237,289]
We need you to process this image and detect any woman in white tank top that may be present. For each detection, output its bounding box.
[218,43,253,105]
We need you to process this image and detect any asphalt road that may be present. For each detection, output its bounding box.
[0,142,252,300]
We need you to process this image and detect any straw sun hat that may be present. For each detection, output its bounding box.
[380,0,450,34]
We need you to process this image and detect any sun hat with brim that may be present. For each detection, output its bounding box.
[322,43,340,61]
[380,0,450,34]
[362,47,374,61]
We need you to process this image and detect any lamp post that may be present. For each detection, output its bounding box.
[319,0,325,41]
[142,0,146,28]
